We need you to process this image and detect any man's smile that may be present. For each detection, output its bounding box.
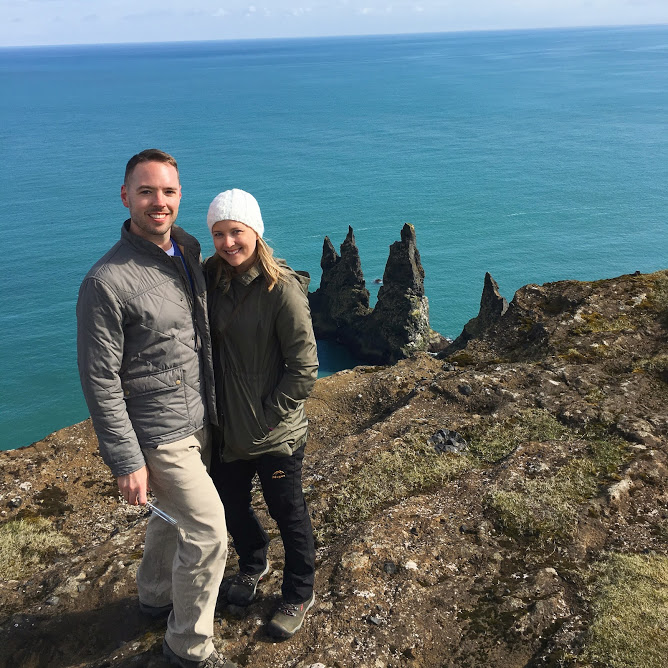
[148,211,169,221]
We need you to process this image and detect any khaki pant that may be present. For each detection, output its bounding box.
[137,427,227,661]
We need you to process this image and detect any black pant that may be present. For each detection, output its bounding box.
[211,444,315,604]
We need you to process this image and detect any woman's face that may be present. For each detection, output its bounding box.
[211,219,258,274]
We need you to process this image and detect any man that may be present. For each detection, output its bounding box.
[77,149,236,668]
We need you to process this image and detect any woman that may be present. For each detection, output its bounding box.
[205,189,319,640]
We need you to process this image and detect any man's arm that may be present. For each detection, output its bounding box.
[76,276,147,482]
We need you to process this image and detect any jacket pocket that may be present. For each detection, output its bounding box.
[122,367,191,445]
[250,395,271,442]
[121,367,183,398]
[222,373,271,447]
[263,406,281,431]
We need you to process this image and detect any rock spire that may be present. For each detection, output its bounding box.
[447,272,508,352]
[309,223,445,364]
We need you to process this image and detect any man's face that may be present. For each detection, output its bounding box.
[121,161,181,245]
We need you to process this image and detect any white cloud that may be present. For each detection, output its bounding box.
[356,4,396,15]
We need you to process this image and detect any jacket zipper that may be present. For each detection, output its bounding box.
[169,254,200,351]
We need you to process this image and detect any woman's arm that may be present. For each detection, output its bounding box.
[263,278,319,428]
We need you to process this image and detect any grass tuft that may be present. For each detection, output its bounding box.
[486,437,629,542]
[634,353,668,383]
[635,272,668,327]
[446,352,478,367]
[0,517,71,580]
[582,552,668,668]
[571,311,633,335]
[467,409,570,463]
[322,436,472,538]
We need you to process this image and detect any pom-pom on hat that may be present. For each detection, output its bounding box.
[207,189,264,238]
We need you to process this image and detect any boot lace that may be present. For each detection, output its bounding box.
[276,601,300,617]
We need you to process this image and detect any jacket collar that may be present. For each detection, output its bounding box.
[233,262,263,287]
[121,219,201,257]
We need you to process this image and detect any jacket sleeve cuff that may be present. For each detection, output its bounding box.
[106,451,147,479]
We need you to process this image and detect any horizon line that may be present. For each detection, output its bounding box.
[1,21,666,51]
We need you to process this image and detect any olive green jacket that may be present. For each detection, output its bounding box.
[205,258,319,462]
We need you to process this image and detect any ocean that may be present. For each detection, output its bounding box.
[1,25,667,451]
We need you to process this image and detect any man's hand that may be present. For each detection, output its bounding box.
[117,466,150,505]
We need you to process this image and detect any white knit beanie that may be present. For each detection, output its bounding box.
[206,189,264,238]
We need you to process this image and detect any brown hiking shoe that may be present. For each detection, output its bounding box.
[267,593,315,639]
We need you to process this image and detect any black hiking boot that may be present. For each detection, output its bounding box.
[163,639,238,668]
[226,562,270,606]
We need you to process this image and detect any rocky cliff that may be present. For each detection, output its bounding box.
[1,269,668,668]
[309,224,447,364]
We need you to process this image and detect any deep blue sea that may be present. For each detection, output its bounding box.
[1,26,667,451]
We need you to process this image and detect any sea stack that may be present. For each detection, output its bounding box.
[309,223,444,364]
[361,223,430,363]
[308,227,371,345]
[446,272,509,352]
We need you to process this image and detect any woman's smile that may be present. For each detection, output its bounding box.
[211,219,258,273]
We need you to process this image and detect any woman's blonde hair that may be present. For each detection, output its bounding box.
[211,236,288,293]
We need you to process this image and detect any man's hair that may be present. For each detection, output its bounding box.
[124,149,179,184]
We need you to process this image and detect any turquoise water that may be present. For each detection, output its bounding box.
[1,26,667,451]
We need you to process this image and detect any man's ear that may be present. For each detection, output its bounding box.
[121,184,129,209]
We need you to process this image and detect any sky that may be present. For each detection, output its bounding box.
[1,0,667,47]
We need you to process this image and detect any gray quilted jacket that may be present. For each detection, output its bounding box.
[77,221,216,478]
